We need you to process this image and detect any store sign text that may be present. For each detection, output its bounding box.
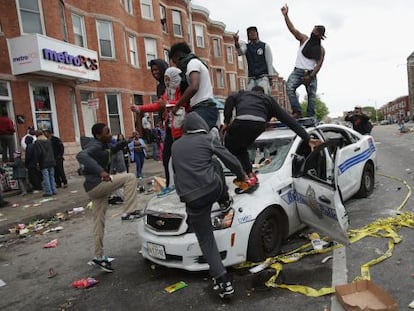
[42,48,98,70]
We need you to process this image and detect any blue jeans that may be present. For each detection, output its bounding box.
[134,152,145,178]
[152,142,158,160]
[192,105,218,130]
[286,68,318,117]
[247,76,271,95]
[41,167,56,195]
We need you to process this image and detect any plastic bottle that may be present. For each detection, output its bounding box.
[71,277,98,288]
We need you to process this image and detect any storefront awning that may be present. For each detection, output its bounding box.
[7,34,100,83]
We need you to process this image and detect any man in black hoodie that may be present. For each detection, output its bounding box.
[281,4,326,118]
[221,86,320,186]
[172,112,247,299]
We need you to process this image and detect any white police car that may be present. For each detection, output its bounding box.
[137,123,376,270]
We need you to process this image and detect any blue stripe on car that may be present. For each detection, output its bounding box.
[338,140,376,175]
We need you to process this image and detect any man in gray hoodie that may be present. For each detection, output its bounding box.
[172,112,247,299]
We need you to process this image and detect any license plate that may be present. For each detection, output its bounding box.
[147,242,166,260]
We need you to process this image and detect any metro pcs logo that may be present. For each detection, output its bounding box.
[42,48,98,70]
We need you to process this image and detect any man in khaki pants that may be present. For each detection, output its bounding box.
[77,123,140,272]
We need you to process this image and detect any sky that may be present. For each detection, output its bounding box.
[191,0,414,117]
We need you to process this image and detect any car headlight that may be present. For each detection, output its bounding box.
[212,209,234,230]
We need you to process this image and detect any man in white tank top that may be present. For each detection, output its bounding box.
[281,4,326,119]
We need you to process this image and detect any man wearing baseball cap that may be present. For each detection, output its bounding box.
[281,4,326,119]
[233,26,274,95]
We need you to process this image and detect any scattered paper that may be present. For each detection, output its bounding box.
[0,279,6,287]
[43,239,59,248]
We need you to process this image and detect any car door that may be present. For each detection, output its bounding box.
[292,142,350,245]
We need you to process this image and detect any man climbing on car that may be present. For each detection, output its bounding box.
[221,86,321,192]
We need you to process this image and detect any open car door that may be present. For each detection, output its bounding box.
[292,141,350,245]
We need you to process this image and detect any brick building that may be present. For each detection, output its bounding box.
[0,0,287,174]
[380,95,409,123]
[407,52,414,119]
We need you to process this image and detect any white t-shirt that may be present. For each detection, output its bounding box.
[295,38,317,70]
[186,58,213,107]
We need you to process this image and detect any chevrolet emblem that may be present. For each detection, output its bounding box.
[156,220,165,226]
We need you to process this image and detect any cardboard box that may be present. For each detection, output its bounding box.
[335,280,398,311]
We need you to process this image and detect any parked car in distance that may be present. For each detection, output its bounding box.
[137,123,377,271]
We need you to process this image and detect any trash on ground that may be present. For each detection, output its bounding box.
[48,268,58,278]
[70,190,78,193]
[11,203,18,208]
[43,238,59,248]
[165,281,188,293]
[86,202,93,209]
[0,279,6,287]
[56,212,66,220]
[335,280,398,311]
[321,255,333,264]
[38,198,55,203]
[68,207,84,215]
[409,299,414,309]
[249,257,274,274]
[71,277,98,288]
[43,226,64,234]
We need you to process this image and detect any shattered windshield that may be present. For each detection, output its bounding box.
[223,137,294,175]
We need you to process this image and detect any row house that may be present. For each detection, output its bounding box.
[0,0,287,174]
[380,95,409,123]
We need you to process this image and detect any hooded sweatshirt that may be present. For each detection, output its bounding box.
[172,112,245,203]
[34,134,56,169]
[149,59,169,98]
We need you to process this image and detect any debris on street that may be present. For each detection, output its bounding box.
[164,281,188,293]
[43,238,59,248]
[71,277,98,289]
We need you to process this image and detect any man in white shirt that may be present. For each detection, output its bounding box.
[281,4,326,119]
[169,42,218,130]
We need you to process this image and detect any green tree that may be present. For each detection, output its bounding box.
[300,95,329,121]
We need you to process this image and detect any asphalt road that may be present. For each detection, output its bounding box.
[1,124,413,311]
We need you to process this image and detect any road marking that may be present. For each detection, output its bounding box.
[331,246,347,311]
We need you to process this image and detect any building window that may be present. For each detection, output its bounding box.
[128,35,138,67]
[216,69,224,88]
[134,94,143,105]
[195,25,204,48]
[140,0,153,19]
[106,94,122,136]
[72,13,87,48]
[172,10,182,37]
[124,0,133,14]
[239,77,246,90]
[97,20,115,58]
[0,81,10,97]
[213,38,221,57]
[163,49,169,63]
[160,5,167,33]
[229,73,237,91]
[226,46,234,63]
[59,1,68,41]
[238,55,244,69]
[17,0,44,34]
[144,38,157,67]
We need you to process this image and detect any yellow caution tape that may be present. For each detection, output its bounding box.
[235,172,413,297]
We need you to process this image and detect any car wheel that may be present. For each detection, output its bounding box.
[247,208,283,262]
[356,162,374,198]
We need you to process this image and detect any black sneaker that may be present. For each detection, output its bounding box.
[213,274,235,299]
[91,258,114,272]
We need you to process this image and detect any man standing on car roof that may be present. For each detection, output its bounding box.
[221,86,320,186]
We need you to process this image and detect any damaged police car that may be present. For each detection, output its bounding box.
[137,123,376,270]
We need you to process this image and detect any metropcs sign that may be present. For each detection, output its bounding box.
[7,34,100,82]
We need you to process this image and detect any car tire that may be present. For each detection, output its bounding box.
[356,162,374,198]
[247,208,283,262]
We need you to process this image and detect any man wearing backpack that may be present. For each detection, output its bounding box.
[169,42,218,130]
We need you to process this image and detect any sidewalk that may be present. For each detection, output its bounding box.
[0,159,164,235]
